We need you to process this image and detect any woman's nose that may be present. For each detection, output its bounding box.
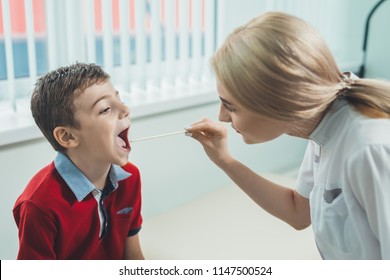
[218,104,231,122]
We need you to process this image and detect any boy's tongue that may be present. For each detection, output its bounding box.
[116,135,126,148]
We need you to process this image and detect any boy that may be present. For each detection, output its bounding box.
[13,63,144,259]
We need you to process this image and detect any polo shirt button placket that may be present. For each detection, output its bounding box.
[99,198,108,238]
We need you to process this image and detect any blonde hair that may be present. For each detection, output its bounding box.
[211,12,390,120]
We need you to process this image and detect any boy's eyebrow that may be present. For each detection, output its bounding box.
[90,91,119,109]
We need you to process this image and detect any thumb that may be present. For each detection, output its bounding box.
[185,121,227,142]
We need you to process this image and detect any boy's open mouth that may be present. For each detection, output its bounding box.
[116,128,130,150]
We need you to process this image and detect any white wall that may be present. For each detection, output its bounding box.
[1,0,387,260]
[365,0,390,79]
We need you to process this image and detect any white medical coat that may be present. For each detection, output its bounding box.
[296,99,390,259]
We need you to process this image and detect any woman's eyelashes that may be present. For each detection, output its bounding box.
[223,102,236,112]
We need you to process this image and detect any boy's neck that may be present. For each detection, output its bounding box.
[66,152,111,190]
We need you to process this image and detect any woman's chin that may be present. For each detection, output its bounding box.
[242,135,267,145]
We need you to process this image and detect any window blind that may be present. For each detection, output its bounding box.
[0,0,217,114]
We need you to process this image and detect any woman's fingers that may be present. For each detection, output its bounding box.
[185,119,227,140]
[184,119,231,166]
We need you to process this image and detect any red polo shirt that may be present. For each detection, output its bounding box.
[13,153,142,259]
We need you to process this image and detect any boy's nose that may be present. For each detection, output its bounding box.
[119,103,130,119]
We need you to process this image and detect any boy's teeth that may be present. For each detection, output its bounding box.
[116,136,126,148]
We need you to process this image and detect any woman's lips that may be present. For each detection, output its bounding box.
[232,125,240,134]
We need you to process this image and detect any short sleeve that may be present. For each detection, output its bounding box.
[13,201,57,259]
[345,144,390,259]
[125,164,142,236]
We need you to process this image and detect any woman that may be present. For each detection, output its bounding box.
[186,12,390,259]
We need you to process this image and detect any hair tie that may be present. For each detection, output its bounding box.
[337,72,359,96]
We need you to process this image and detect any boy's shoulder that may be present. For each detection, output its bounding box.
[14,161,67,208]
[120,162,140,177]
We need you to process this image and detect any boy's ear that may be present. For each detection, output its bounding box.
[53,126,79,149]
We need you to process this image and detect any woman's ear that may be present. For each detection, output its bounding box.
[53,126,79,149]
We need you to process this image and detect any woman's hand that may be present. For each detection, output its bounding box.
[186,119,311,230]
[186,118,233,167]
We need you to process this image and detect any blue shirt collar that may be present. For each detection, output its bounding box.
[54,153,131,201]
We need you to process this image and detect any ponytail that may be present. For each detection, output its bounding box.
[341,75,390,118]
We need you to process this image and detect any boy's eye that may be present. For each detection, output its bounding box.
[99,107,111,114]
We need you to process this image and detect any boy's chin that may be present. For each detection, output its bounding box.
[116,154,130,166]
[114,146,131,165]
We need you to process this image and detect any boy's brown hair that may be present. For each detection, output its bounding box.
[31,62,110,152]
